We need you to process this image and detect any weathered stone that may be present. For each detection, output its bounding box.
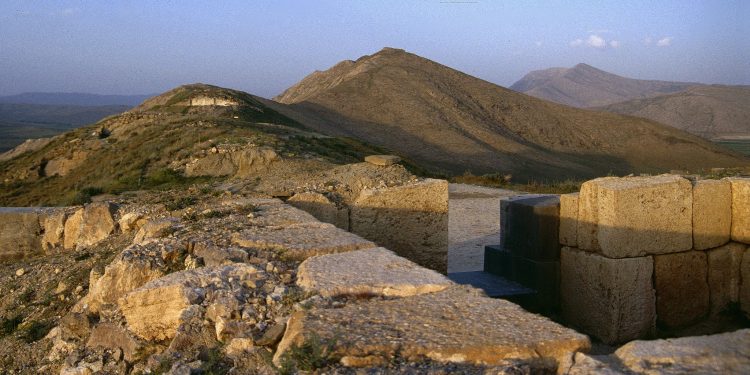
[118,212,147,233]
[133,218,178,244]
[351,178,448,273]
[274,286,589,368]
[742,247,750,318]
[256,323,286,347]
[232,222,376,261]
[0,208,43,261]
[692,179,731,249]
[192,242,248,266]
[364,154,401,166]
[502,194,560,261]
[654,251,709,328]
[119,264,259,341]
[728,178,750,244]
[44,150,88,177]
[561,247,655,344]
[185,147,277,178]
[707,242,746,315]
[77,202,118,248]
[559,193,578,247]
[246,200,319,227]
[579,175,692,257]
[567,353,628,375]
[86,323,142,362]
[63,208,84,250]
[41,209,67,252]
[614,329,750,374]
[576,177,618,251]
[288,192,349,230]
[297,248,453,297]
[224,338,255,358]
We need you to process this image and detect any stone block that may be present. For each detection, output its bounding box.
[501,194,560,261]
[288,192,349,230]
[274,286,589,368]
[41,209,67,252]
[728,178,750,244]
[579,175,692,258]
[707,242,746,315]
[77,202,117,248]
[559,193,578,247]
[86,323,142,362]
[742,247,750,318]
[692,179,731,250]
[483,245,511,277]
[63,208,84,250]
[351,179,448,273]
[297,247,452,297]
[654,251,709,328]
[561,247,655,344]
[0,208,43,261]
[511,257,560,311]
[364,154,401,166]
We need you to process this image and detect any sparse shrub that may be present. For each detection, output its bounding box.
[165,196,197,211]
[278,333,337,374]
[70,186,104,205]
[19,320,53,343]
[0,315,23,336]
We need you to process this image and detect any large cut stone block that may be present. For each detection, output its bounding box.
[579,175,692,258]
[296,248,452,297]
[742,247,750,318]
[63,208,84,250]
[692,179,731,250]
[561,247,655,344]
[707,242,746,315]
[77,202,118,248]
[41,209,67,252]
[654,251,709,328]
[0,208,43,261]
[273,286,589,369]
[351,179,448,273]
[288,192,349,230]
[559,193,579,247]
[728,178,750,244]
[501,194,560,261]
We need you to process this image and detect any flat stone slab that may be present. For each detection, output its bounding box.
[297,247,452,297]
[273,286,590,368]
[232,223,377,260]
[246,200,320,227]
[364,155,401,166]
[447,271,534,298]
[613,329,750,374]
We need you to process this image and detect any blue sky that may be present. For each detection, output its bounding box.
[1,1,748,97]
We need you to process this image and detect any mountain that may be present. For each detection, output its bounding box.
[0,84,390,206]
[510,63,696,108]
[594,85,750,140]
[0,92,152,106]
[272,48,747,181]
[0,103,130,152]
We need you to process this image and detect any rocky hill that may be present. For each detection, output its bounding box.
[273,48,747,181]
[510,63,696,108]
[0,84,403,206]
[595,85,750,139]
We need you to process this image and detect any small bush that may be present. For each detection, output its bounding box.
[278,333,337,374]
[70,186,104,205]
[19,320,53,343]
[0,316,23,336]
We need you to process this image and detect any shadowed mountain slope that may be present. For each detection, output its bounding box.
[595,85,750,139]
[510,63,696,108]
[272,48,747,181]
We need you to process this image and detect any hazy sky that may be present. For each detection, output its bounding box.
[1,1,748,98]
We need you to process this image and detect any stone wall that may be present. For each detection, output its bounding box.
[559,175,750,344]
[188,96,239,106]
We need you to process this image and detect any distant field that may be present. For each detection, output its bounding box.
[0,120,77,153]
[715,139,750,157]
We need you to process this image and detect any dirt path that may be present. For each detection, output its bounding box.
[448,183,523,273]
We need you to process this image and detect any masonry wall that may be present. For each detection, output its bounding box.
[558,175,750,344]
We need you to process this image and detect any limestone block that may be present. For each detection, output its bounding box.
[232,222,376,261]
[273,286,589,368]
[77,202,117,248]
[86,323,142,362]
[118,212,146,233]
[41,209,67,252]
[707,242,746,315]
[561,247,655,344]
[654,251,709,328]
[501,195,560,261]
[288,192,349,230]
[742,247,750,318]
[63,208,84,250]
[351,179,448,273]
[692,179,731,249]
[577,177,618,251]
[728,178,750,244]
[133,218,178,244]
[297,248,453,297]
[614,329,750,374]
[0,208,43,261]
[364,154,401,166]
[579,175,692,258]
[246,200,319,227]
[559,193,578,247]
[567,353,628,375]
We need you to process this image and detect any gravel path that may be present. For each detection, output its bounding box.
[448,183,522,273]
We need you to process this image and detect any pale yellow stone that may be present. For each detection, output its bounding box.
[288,192,349,230]
[692,179,731,249]
[654,251,709,328]
[577,177,618,251]
[728,178,750,244]
[63,209,84,250]
[707,242,746,315]
[559,193,579,247]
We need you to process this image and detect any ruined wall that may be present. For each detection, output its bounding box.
[188,96,239,106]
[559,175,750,344]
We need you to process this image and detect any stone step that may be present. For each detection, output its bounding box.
[447,271,534,298]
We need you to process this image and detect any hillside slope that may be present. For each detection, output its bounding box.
[510,63,695,107]
[595,85,750,139]
[273,48,747,181]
